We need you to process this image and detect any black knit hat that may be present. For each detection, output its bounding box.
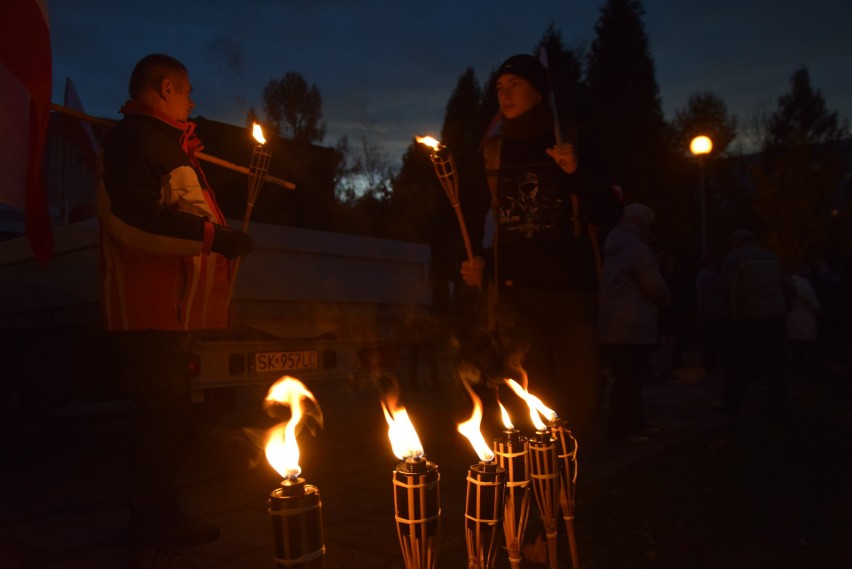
[496,54,550,97]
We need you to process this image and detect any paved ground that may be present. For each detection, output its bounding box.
[2,355,849,569]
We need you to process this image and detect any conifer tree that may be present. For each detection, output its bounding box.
[583,0,668,203]
[753,66,849,264]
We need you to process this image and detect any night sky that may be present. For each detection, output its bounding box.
[48,0,852,161]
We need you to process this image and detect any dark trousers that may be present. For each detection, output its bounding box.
[603,344,653,438]
[722,317,787,416]
[111,330,195,550]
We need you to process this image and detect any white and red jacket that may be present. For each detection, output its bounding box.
[97,102,232,331]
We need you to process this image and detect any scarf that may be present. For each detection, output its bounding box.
[500,103,554,140]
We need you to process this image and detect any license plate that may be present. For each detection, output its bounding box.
[252,350,319,374]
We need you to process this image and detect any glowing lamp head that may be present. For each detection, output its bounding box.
[690,135,713,156]
[252,122,267,145]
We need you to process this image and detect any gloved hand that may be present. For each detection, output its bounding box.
[212,225,253,260]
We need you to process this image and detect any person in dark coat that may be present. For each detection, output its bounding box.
[719,230,795,417]
[598,203,670,442]
[459,53,624,435]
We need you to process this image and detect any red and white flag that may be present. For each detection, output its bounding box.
[0,0,53,261]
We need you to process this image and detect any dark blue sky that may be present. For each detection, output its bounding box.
[48,0,852,161]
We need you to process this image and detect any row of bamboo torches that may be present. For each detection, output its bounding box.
[249,132,582,568]
[264,375,580,569]
[53,107,575,567]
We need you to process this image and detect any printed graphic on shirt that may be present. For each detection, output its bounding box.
[498,170,564,238]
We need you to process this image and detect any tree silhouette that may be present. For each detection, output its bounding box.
[765,67,849,153]
[534,23,585,130]
[753,66,850,264]
[583,0,669,204]
[262,72,327,143]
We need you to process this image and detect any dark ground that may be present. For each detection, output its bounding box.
[1,356,851,569]
[574,370,852,569]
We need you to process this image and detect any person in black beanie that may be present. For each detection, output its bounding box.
[459,53,624,436]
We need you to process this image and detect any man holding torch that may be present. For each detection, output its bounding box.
[460,53,624,436]
[97,54,252,568]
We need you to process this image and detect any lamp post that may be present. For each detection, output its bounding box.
[690,135,713,257]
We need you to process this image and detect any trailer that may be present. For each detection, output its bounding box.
[0,218,432,408]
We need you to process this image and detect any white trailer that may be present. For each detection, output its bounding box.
[0,219,432,405]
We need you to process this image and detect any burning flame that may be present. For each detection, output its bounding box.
[504,378,558,432]
[416,135,442,151]
[264,376,321,480]
[381,397,424,460]
[252,122,267,145]
[499,401,514,431]
[457,383,495,462]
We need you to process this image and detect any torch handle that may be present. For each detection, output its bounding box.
[452,202,475,263]
[47,103,296,190]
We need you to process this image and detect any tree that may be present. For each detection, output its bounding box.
[672,92,738,156]
[262,72,327,143]
[766,67,848,151]
[334,135,395,204]
[440,67,485,161]
[752,66,850,264]
[583,0,669,204]
[333,135,398,237]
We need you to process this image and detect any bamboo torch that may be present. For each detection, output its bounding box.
[505,379,561,569]
[226,122,271,304]
[457,383,506,569]
[264,376,326,569]
[549,418,581,569]
[416,136,475,263]
[493,402,531,569]
[382,398,440,569]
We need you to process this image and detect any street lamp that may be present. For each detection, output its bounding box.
[690,135,713,257]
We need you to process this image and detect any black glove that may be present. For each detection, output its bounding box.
[212,226,253,260]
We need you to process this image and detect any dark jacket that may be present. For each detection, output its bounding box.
[97,109,232,331]
[472,113,623,293]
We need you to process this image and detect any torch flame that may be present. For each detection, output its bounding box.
[504,378,558,432]
[416,135,442,151]
[264,376,320,480]
[498,401,514,431]
[252,122,267,145]
[381,399,424,460]
[457,383,495,462]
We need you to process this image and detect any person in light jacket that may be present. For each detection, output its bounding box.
[598,203,671,442]
[787,263,821,378]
